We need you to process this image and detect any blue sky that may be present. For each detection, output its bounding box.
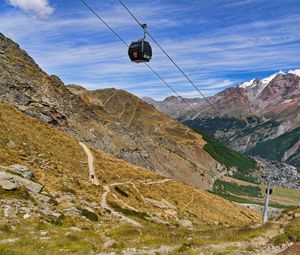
[1,0,300,99]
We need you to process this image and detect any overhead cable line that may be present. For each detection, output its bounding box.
[79,0,198,115]
[117,0,219,114]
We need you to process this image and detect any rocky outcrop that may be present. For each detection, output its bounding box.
[0,33,220,189]
[0,164,34,179]
[0,165,42,193]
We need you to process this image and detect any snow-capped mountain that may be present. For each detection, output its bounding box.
[239,70,288,89]
[288,69,300,76]
[144,69,300,168]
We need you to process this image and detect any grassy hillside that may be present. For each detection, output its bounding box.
[213,179,261,197]
[66,86,220,190]
[247,127,300,167]
[0,30,225,191]
[0,102,260,254]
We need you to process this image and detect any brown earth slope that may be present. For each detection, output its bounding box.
[0,32,221,189]
[67,85,221,189]
[0,101,259,228]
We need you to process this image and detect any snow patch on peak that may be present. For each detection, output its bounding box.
[261,70,285,84]
[288,69,300,76]
[239,70,285,90]
[239,79,255,88]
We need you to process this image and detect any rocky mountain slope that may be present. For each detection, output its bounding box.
[0,32,225,189]
[144,71,300,168]
[0,32,299,255]
[0,101,260,254]
[66,85,222,188]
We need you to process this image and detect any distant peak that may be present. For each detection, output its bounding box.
[163,96,181,102]
[66,84,87,91]
[142,96,155,101]
[239,70,286,89]
[288,69,300,76]
[261,70,285,84]
[239,79,256,88]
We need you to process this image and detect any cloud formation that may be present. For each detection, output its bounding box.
[8,0,54,17]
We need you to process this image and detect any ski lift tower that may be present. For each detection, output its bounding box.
[262,182,272,225]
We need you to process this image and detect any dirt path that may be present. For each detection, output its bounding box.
[103,89,118,106]
[141,179,171,185]
[79,141,172,227]
[79,142,100,186]
[100,179,171,227]
[101,182,142,227]
[198,221,287,255]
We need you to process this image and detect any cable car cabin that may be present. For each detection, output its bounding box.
[128,40,152,63]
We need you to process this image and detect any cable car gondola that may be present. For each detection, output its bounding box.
[128,24,152,63]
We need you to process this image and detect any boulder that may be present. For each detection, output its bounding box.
[4,207,16,218]
[102,239,116,249]
[0,171,43,193]
[178,219,193,228]
[0,238,19,244]
[0,179,20,191]
[6,141,16,148]
[30,193,52,203]
[23,213,31,219]
[6,164,34,179]
[69,227,82,232]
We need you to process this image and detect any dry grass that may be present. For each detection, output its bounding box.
[0,102,262,254]
[0,102,260,225]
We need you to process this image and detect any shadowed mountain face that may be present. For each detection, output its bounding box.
[0,33,223,189]
[144,71,300,168]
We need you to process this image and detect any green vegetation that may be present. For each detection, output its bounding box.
[269,187,300,206]
[0,215,104,255]
[213,179,261,197]
[210,190,258,203]
[80,208,99,222]
[191,130,257,175]
[183,116,255,136]
[271,218,300,245]
[211,190,291,209]
[239,119,279,137]
[0,186,32,201]
[114,186,129,197]
[109,201,149,220]
[231,173,259,184]
[247,127,300,166]
[212,179,298,209]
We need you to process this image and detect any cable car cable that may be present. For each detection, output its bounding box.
[79,0,128,47]
[117,0,220,114]
[145,63,196,113]
[79,0,198,115]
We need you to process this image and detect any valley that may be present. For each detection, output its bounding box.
[144,70,300,169]
[0,101,264,255]
[0,27,299,255]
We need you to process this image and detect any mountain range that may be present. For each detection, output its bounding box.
[0,32,299,255]
[144,70,300,168]
[0,32,225,190]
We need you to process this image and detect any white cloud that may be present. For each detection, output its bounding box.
[1,1,300,100]
[8,0,54,17]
